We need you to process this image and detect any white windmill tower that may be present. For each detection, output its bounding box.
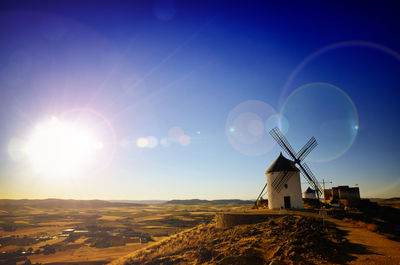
[266,153,303,209]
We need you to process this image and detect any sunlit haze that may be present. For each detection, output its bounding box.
[26,117,102,177]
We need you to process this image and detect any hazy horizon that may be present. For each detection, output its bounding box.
[1,196,398,201]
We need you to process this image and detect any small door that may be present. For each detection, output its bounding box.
[284,196,291,209]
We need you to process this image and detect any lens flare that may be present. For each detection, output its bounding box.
[168,126,191,146]
[8,138,28,161]
[168,126,184,142]
[179,135,191,147]
[136,136,159,149]
[160,137,171,147]
[226,100,277,156]
[136,137,149,148]
[146,136,158,148]
[265,114,289,134]
[279,40,400,108]
[281,82,359,162]
[248,118,264,137]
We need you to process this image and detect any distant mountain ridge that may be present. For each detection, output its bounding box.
[384,197,400,201]
[165,199,254,205]
[0,198,256,209]
[0,198,142,209]
[109,200,167,204]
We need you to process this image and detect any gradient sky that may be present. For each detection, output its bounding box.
[1,1,399,200]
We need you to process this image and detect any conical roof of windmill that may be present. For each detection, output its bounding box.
[266,152,300,173]
[305,187,315,193]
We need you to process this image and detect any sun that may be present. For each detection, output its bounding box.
[26,117,102,177]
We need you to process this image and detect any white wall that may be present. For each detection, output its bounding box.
[267,171,303,209]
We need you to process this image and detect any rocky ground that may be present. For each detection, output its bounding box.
[110,215,364,265]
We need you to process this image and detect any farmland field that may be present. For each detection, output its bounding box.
[0,199,251,265]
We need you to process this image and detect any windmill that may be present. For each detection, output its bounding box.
[269,127,323,199]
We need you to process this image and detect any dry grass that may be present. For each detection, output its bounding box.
[366,223,378,232]
[111,215,359,265]
[371,199,400,209]
[215,213,277,228]
[29,243,147,264]
[0,226,63,237]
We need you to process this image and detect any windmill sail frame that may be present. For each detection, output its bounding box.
[269,127,323,198]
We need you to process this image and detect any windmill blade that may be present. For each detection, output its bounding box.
[297,137,318,162]
[272,171,293,193]
[271,171,287,190]
[296,137,315,160]
[300,163,323,194]
[269,127,298,161]
[299,163,323,196]
[255,182,267,205]
[300,167,317,191]
[270,128,297,160]
[275,172,294,193]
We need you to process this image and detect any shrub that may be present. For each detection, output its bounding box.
[367,223,378,232]
[356,221,367,228]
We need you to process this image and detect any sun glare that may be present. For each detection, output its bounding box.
[26,117,101,177]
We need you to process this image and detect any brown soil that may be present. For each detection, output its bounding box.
[326,216,400,265]
[110,215,367,265]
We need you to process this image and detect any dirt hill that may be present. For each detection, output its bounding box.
[110,215,362,265]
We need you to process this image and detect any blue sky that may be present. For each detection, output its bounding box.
[0,1,399,199]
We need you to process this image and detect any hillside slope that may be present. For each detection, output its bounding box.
[110,215,362,265]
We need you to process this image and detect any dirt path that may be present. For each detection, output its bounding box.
[232,209,400,264]
[326,216,400,265]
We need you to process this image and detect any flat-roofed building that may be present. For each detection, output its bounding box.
[324,185,360,206]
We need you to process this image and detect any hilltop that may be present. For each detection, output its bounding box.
[109,199,400,265]
[110,215,360,265]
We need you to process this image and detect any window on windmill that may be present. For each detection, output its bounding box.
[284,184,288,189]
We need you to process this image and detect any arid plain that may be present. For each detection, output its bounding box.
[0,199,248,264]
